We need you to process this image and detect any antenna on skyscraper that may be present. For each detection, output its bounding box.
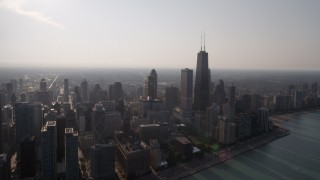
[201,34,202,51]
[204,33,206,51]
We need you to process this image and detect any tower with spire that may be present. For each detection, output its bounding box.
[194,34,210,111]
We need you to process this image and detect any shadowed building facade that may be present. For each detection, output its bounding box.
[64,79,69,102]
[194,46,210,111]
[41,121,57,180]
[180,68,193,113]
[81,79,88,102]
[144,69,158,99]
[65,128,79,180]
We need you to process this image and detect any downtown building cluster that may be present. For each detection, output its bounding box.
[1,45,320,180]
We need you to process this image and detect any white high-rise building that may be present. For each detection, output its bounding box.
[218,116,236,145]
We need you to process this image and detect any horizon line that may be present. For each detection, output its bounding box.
[0,66,319,72]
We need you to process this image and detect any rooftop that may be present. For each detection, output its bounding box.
[46,121,56,127]
[139,124,160,128]
[175,137,191,145]
[0,153,8,162]
[91,143,114,150]
[22,135,35,142]
[116,131,148,153]
[65,128,74,134]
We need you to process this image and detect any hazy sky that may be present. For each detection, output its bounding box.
[1,0,319,70]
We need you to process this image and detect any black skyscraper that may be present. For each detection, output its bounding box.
[194,38,209,111]
[21,136,36,178]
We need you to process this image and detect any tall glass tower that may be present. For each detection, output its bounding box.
[194,36,209,111]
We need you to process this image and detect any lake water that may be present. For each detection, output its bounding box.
[183,112,320,180]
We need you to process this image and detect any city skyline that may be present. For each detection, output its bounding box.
[1,0,320,70]
[1,50,320,179]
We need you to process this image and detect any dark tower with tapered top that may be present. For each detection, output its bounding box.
[144,69,158,99]
[194,34,209,111]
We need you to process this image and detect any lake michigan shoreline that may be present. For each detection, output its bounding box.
[157,109,320,180]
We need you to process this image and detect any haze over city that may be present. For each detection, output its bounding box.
[1,1,320,180]
[1,0,320,70]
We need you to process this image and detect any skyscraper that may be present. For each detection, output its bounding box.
[81,79,89,102]
[65,109,76,128]
[0,107,2,154]
[74,86,81,103]
[1,105,12,153]
[6,82,13,102]
[180,68,193,112]
[218,115,236,145]
[0,95,8,153]
[165,86,179,110]
[194,40,210,111]
[0,153,10,180]
[40,78,47,92]
[115,131,150,179]
[228,85,236,123]
[90,84,108,104]
[258,107,272,133]
[20,135,36,178]
[105,111,122,138]
[206,103,220,138]
[45,108,58,124]
[14,102,34,158]
[76,102,94,132]
[19,78,24,90]
[56,115,66,162]
[311,82,318,95]
[93,103,106,145]
[64,79,69,102]
[65,128,79,180]
[0,93,6,109]
[41,121,57,180]
[109,82,123,103]
[250,94,261,113]
[90,143,115,179]
[10,79,18,94]
[144,69,157,99]
[31,102,43,139]
[213,79,227,106]
[294,91,303,109]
